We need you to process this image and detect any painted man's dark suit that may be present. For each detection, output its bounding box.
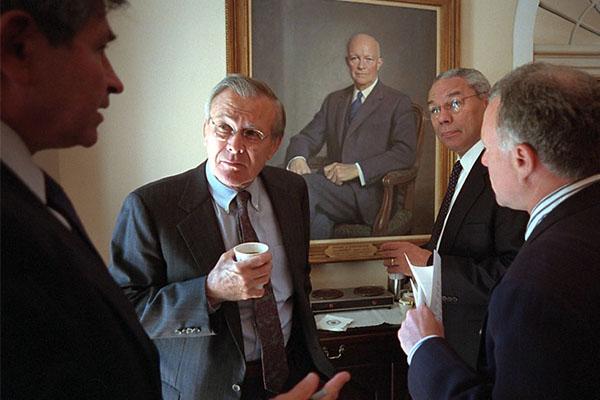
[108,163,333,400]
[285,81,416,237]
[423,155,528,367]
[409,182,600,399]
[1,164,162,399]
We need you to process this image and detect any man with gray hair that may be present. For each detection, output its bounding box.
[399,62,600,399]
[380,68,528,367]
[1,0,163,398]
[109,74,336,399]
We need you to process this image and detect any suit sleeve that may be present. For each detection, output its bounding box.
[284,95,331,164]
[358,95,416,185]
[430,205,528,305]
[109,192,213,339]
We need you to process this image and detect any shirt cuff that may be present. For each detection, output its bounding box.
[355,162,366,186]
[286,156,307,170]
[407,335,440,365]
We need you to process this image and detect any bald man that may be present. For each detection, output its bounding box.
[285,33,417,239]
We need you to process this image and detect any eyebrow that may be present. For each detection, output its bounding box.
[427,90,464,105]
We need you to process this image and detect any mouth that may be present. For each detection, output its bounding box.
[439,129,461,140]
[219,158,246,170]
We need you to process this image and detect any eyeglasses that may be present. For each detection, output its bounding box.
[208,117,267,144]
[428,94,481,119]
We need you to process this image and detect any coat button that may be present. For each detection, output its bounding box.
[232,384,241,392]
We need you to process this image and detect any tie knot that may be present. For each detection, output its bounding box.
[357,91,363,102]
[237,190,251,207]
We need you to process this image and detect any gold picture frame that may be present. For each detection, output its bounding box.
[226,0,460,264]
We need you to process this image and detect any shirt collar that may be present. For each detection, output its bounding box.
[205,162,262,213]
[525,174,600,240]
[1,121,46,203]
[457,140,485,172]
[353,78,378,102]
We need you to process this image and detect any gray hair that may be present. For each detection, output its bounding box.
[1,0,127,46]
[434,68,491,98]
[204,74,286,140]
[490,62,600,180]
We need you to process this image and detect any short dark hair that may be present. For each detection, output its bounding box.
[205,74,286,140]
[433,68,491,99]
[490,62,600,180]
[1,0,127,46]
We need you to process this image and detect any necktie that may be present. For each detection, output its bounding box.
[429,160,463,248]
[44,173,93,247]
[349,91,363,121]
[236,191,289,394]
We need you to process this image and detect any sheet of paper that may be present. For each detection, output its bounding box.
[404,250,442,321]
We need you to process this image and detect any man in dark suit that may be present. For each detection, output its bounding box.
[285,33,416,239]
[109,75,337,400]
[379,68,528,367]
[399,62,600,399]
[0,1,163,398]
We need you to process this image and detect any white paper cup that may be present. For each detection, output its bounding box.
[233,242,269,289]
[233,242,269,261]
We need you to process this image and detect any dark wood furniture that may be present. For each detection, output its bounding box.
[318,324,408,400]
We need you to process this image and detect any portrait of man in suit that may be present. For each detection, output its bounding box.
[108,75,336,400]
[380,68,528,367]
[399,62,600,399]
[285,33,417,239]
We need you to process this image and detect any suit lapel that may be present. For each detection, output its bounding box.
[336,86,354,146]
[2,163,157,361]
[175,163,244,354]
[439,156,488,252]
[345,81,384,140]
[260,168,306,292]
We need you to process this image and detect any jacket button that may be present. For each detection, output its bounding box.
[232,384,241,392]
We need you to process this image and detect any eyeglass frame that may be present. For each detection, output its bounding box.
[427,93,484,120]
[207,116,268,144]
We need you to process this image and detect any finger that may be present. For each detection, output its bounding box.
[321,371,351,399]
[275,372,320,399]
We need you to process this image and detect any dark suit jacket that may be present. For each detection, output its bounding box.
[0,164,162,400]
[409,182,600,399]
[285,81,416,224]
[423,157,528,367]
[108,163,333,400]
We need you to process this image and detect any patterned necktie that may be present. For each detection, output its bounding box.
[429,160,463,248]
[236,191,289,394]
[44,173,93,247]
[349,91,363,121]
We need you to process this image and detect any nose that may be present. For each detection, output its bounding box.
[436,106,453,124]
[226,131,246,154]
[104,54,124,94]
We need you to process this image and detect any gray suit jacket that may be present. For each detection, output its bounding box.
[424,157,528,367]
[109,163,333,400]
[285,81,416,224]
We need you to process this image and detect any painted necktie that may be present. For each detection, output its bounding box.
[349,91,363,120]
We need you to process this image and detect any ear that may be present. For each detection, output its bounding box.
[1,11,38,84]
[377,57,383,70]
[513,143,537,183]
[267,136,283,160]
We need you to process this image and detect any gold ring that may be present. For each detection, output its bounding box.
[391,257,396,265]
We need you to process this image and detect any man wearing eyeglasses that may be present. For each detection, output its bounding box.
[108,75,340,399]
[379,68,528,367]
[285,33,417,239]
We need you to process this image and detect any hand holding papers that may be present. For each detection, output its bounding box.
[405,250,442,321]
